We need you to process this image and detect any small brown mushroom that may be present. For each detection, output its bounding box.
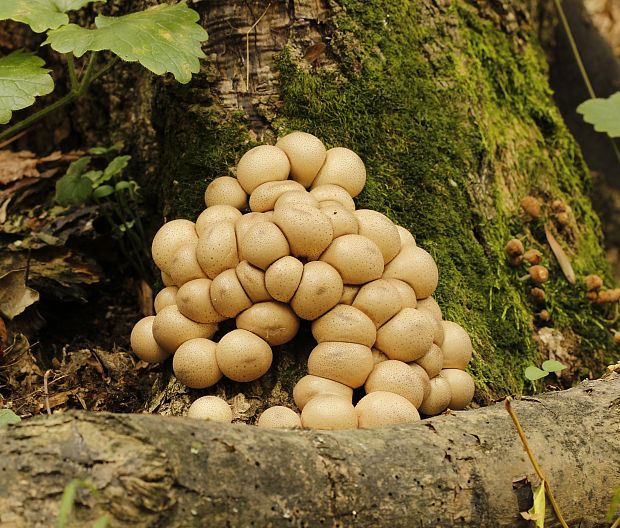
[520,195,541,219]
[528,265,550,284]
[504,239,524,257]
[523,249,542,265]
[530,287,546,304]
[585,274,603,292]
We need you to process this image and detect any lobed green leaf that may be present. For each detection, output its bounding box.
[541,360,567,373]
[0,0,103,33]
[55,157,94,206]
[0,408,21,427]
[576,92,620,138]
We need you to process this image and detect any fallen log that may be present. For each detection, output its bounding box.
[0,373,618,528]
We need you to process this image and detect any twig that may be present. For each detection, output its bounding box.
[43,369,53,416]
[245,3,271,92]
[505,397,569,528]
[0,129,31,149]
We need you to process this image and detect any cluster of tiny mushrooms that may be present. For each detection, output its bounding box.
[130,131,475,429]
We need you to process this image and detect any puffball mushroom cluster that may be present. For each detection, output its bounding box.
[130,131,475,429]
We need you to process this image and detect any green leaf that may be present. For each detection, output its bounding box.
[0,50,54,124]
[576,92,620,138]
[103,155,131,179]
[55,157,94,206]
[54,0,104,12]
[524,366,548,381]
[607,488,620,523]
[114,181,131,191]
[82,170,104,184]
[0,0,103,33]
[520,483,546,527]
[92,516,109,528]
[118,220,135,232]
[0,409,21,427]
[44,2,209,83]
[88,142,123,155]
[92,185,114,199]
[541,360,567,373]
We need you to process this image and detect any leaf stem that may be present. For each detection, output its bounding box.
[67,53,79,91]
[90,56,120,84]
[505,397,569,528]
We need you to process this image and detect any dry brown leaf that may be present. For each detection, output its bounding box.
[0,269,39,320]
[0,151,39,184]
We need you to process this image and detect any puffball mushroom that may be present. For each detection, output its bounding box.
[319,201,359,237]
[235,261,273,303]
[275,131,327,188]
[170,241,206,286]
[161,270,175,287]
[352,279,403,328]
[236,145,291,194]
[356,391,420,428]
[339,285,360,305]
[235,212,269,242]
[236,302,300,346]
[441,321,473,369]
[210,269,253,318]
[409,363,431,399]
[320,234,384,285]
[196,205,243,237]
[354,209,401,264]
[415,343,444,379]
[375,308,436,362]
[416,296,442,321]
[215,329,273,382]
[383,244,439,299]
[176,278,226,323]
[196,221,239,279]
[204,176,248,210]
[307,341,374,388]
[273,203,334,260]
[187,395,233,423]
[130,316,170,363]
[364,359,426,408]
[385,278,417,308]
[311,304,377,347]
[371,347,388,365]
[249,180,306,212]
[154,286,178,314]
[293,375,353,410]
[441,368,475,410]
[274,190,320,210]
[264,256,304,302]
[152,305,218,354]
[257,406,302,428]
[301,394,358,430]
[173,338,222,389]
[291,261,343,320]
[419,376,451,416]
[310,184,356,211]
[311,147,367,198]
[238,221,290,270]
[151,219,198,275]
[396,225,416,247]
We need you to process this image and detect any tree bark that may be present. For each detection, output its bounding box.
[0,372,618,528]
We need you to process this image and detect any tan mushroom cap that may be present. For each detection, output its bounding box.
[310,185,356,211]
[257,406,302,429]
[264,256,304,302]
[371,347,388,365]
[176,278,226,323]
[236,261,273,303]
[383,244,439,299]
[311,304,377,347]
[364,359,426,408]
[432,317,445,347]
[320,234,384,285]
[204,176,248,210]
[441,321,473,369]
[173,338,222,389]
[301,394,358,430]
[293,375,353,410]
[385,278,417,308]
[416,296,442,320]
[249,180,305,212]
[356,391,420,428]
[339,285,360,305]
[170,241,206,286]
[161,270,175,287]
[273,203,334,261]
[352,279,403,328]
[319,202,359,238]
[238,221,290,270]
[274,190,320,210]
[275,131,327,188]
[441,369,475,410]
[234,212,270,242]
[236,301,300,346]
[196,205,243,237]
[216,329,273,382]
[375,308,435,362]
[151,219,198,275]
[187,395,233,423]
[396,225,416,247]
[408,363,431,399]
[130,316,170,363]
[415,343,444,379]
[307,341,374,388]
[152,305,218,354]
[311,147,366,197]
[236,145,291,194]
[291,261,343,320]
[354,209,401,264]
[210,269,253,318]
[154,286,178,314]
[419,376,452,416]
[196,221,239,279]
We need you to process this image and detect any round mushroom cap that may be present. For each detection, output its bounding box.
[354,209,401,264]
[311,147,366,197]
[291,261,343,320]
[301,394,358,430]
[234,212,270,242]
[154,286,178,314]
[238,221,290,270]
[408,363,431,399]
[264,256,304,302]
[273,203,333,261]
[311,304,377,347]
[151,219,198,275]
[417,296,442,320]
[236,145,291,194]
[216,329,273,382]
[152,305,218,354]
[187,395,232,423]
[204,176,248,210]
[130,316,170,363]
[383,245,439,299]
[196,221,239,279]
[293,375,353,410]
[385,278,417,308]
[274,190,320,210]
[415,343,444,379]
[310,184,356,211]
[236,301,300,346]
[320,234,384,285]
[356,391,420,428]
[371,347,388,365]
[196,205,243,237]
[353,279,403,328]
[375,308,435,362]
[257,406,302,429]
[432,316,445,347]
[161,270,175,287]
[339,285,360,305]
[236,261,273,303]
[441,369,475,410]
[276,131,327,188]
[170,241,206,286]
[173,338,222,389]
[307,341,374,388]
[441,321,473,369]
[319,201,359,238]
[419,376,452,416]
[176,278,226,323]
[364,359,426,408]
[210,269,253,319]
[249,180,305,212]
[396,225,416,247]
